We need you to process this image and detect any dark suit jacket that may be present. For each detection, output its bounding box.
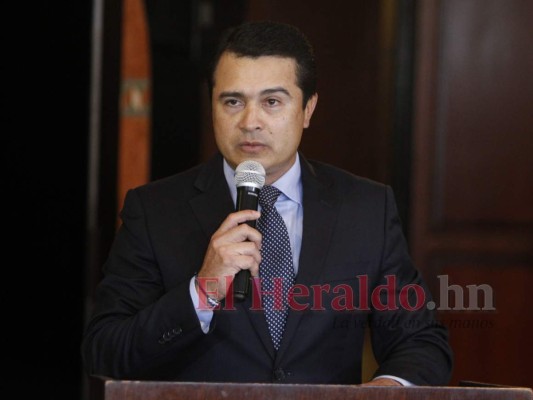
[82,153,452,385]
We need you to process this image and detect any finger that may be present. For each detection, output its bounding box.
[214,242,261,269]
[214,223,262,247]
[248,262,260,278]
[232,255,261,272]
[217,210,261,234]
[230,241,262,264]
[231,224,262,246]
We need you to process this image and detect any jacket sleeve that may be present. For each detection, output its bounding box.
[369,186,453,385]
[81,188,208,379]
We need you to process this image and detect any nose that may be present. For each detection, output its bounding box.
[239,103,263,133]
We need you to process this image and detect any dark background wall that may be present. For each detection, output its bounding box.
[4,1,91,399]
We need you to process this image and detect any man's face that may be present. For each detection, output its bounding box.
[212,52,317,184]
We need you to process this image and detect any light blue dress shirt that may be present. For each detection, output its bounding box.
[223,154,304,273]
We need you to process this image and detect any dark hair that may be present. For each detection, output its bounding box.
[207,21,317,107]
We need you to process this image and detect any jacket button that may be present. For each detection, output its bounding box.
[273,368,286,382]
[172,327,182,335]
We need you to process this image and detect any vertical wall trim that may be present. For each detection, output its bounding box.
[84,1,123,398]
[87,0,103,243]
[391,0,416,239]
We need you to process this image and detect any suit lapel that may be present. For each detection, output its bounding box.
[242,285,277,359]
[294,155,340,286]
[276,154,341,363]
[189,153,234,238]
[188,153,277,359]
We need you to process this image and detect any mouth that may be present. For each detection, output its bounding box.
[239,142,267,153]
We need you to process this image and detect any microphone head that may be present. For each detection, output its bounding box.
[234,160,266,189]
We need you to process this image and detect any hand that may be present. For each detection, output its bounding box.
[197,210,262,301]
[359,378,403,386]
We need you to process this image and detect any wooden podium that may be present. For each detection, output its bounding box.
[90,377,532,400]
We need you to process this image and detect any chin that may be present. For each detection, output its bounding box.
[237,153,267,164]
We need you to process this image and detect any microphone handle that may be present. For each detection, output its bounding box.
[233,186,260,302]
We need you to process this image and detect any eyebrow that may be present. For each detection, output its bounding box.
[261,87,291,97]
[218,87,292,100]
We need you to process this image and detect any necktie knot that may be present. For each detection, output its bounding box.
[259,185,282,208]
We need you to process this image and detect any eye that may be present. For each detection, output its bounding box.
[265,98,281,107]
[224,99,241,107]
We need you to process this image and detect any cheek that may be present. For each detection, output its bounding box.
[272,115,295,135]
[214,114,235,136]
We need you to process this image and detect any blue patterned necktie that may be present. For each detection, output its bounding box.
[257,185,295,350]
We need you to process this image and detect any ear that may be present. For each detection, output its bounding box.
[303,93,318,129]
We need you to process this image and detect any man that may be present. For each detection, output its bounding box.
[82,21,452,385]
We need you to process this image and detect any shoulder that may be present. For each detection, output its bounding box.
[144,163,205,190]
[121,154,223,213]
[135,163,205,198]
[303,158,400,226]
[135,152,223,195]
[305,158,390,197]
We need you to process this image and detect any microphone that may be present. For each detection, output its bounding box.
[233,160,266,301]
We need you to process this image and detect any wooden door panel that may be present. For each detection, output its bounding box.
[411,0,533,387]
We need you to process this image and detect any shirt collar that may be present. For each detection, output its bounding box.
[223,154,303,206]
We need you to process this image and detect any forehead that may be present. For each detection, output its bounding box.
[213,52,300,93]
